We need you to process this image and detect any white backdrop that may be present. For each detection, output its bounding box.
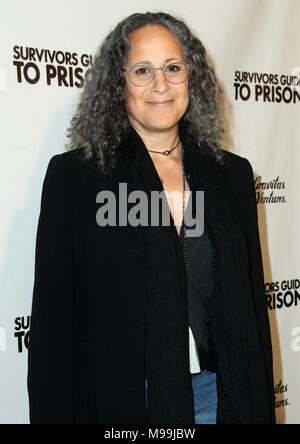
[0,0,299,424]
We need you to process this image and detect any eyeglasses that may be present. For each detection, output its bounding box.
[122,61,189,87]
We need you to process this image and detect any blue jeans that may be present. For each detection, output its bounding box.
[145,370,218,424]
[192,370,218,424]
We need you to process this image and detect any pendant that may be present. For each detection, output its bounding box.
[163,151,170,156]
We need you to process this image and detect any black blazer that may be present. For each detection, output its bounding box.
[27,126,275,424]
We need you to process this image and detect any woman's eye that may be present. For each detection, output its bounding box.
[135,66,151,75]
[166,64,181,72]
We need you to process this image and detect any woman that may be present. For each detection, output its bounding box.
[27,12,275,424]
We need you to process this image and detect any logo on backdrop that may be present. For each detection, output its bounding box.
[274,380,290,409]
[234,71,300,104]
[266,279,300,310]
[14,316,30,353]
[12,45,93,88]
[255,176,287,204]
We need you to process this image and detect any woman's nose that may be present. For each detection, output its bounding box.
[151,68,169,93]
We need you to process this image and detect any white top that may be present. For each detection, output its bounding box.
[189,326,201,374]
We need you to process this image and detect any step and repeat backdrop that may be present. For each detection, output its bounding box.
[0,0,299,424]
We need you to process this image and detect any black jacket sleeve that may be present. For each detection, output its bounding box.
[27,155,74,424]
[242,158,276,424]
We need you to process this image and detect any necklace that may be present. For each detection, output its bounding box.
[147,139,180,156]
[155,139,181,184]
[153,138,187,270]
[180,143,188,273]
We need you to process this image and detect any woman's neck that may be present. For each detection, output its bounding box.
[131,123,181,158]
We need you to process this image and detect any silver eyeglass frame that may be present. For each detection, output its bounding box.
[122,61,190,87]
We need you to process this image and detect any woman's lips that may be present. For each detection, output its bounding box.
[147,100,174,108]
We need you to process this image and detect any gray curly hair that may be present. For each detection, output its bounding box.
[66,11,225,175]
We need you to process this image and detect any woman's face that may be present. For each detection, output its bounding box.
[123,25,189,136]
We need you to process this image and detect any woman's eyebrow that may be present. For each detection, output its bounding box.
[131,58,182,65]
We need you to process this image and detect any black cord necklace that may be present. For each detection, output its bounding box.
[150,137,187,268]
[147,139,180,156]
